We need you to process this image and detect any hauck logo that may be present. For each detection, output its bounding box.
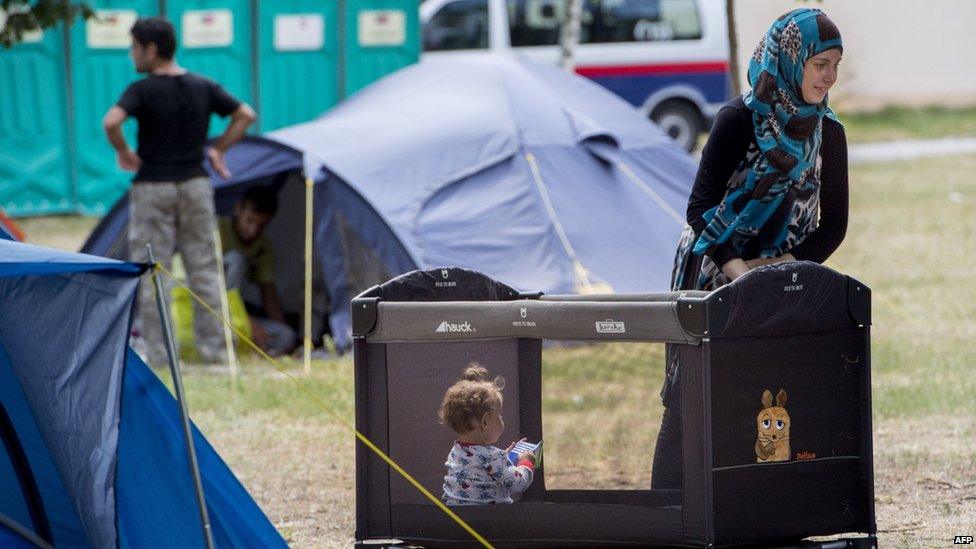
[434,269,456,288]
[435,320,474,333]
[513,307,536,328]
[784,272,804,293]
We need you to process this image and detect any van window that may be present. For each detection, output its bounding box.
[424,0,490,51]
[508,0,702,47]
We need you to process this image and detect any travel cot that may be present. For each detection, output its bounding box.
[352,262,877,547]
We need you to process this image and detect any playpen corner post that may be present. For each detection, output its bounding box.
[862,325,877,535]
[353,338,369,541]
[678,340,715,546]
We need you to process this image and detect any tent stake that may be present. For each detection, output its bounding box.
[147,244,215,549]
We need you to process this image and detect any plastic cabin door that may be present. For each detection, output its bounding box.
[343,0,420,96]
[258,0,340,131]
[167,0,254,136]
[0,25,73,216]
[70,0,162,215]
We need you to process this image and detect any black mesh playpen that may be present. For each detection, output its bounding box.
[352,262,877,547]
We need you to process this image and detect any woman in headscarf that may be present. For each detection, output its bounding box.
[651,8,848,488]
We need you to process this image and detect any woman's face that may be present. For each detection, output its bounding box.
[801,48,842,104]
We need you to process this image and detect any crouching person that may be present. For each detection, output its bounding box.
[219,185,297,357]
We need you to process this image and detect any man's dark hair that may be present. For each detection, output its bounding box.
[240,185,279,217]
[130,17,176,60]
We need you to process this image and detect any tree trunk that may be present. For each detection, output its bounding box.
[726,0,742,96]
[559,0,583,72]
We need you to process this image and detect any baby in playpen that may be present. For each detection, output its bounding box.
[439,364,537,505]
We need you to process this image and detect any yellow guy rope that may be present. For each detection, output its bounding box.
[304,177,314,376]
[616,160,685,227]
[152,264,494,549]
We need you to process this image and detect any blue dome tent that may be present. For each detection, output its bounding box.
[83,53,697,350]
[0,239,285,548]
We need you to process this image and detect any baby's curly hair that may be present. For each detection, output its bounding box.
[438,363,505,434]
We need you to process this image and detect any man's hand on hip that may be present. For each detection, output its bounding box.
[117,149,142,171]
[207,147,231,179]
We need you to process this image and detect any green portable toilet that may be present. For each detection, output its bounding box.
[258,1,340,131]
[70,0,161,215]
[343,0,419,97]
[0,25,73,216]
[167,0,253,135]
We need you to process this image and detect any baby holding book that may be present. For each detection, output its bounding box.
[439,364,537,505]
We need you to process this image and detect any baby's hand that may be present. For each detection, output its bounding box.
[517,451,536,466]
[506,437,527,453]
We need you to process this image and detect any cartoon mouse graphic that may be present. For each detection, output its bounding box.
[756,389,790,462]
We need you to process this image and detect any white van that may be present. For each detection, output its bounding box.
[420,0,730,151]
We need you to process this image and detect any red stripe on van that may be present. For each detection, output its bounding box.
[576,61,728,78]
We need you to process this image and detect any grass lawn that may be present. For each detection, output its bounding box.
[13,154,976,547]
[692,104,976,151]
[838,105,976,144]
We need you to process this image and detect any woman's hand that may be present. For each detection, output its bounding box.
[517,451,537,466]
[744,253,797,270]
[721,258,749,280]
[744,257,775,269]
[725,253,798,279]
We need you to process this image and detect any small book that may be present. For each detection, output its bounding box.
[508,440,543,466]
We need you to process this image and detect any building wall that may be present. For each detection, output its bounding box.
[732,0,976,110]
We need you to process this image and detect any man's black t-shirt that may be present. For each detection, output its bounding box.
[117,72,241,182]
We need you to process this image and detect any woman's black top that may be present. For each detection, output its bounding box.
[686,96,849,268]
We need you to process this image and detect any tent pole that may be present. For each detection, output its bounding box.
[212,228,239,378]
[147,245,216,549]
[304,176,314,375]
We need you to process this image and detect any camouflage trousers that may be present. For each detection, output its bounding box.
[129,177,226,366]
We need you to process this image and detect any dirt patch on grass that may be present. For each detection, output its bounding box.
[195,411,356,547]
[873,416,976,547]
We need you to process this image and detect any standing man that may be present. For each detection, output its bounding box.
[103,16,256,366]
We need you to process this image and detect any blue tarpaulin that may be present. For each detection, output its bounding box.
[84,53,697,349]
[0,239,285,548]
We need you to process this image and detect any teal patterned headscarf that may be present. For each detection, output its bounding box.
[692,9,842,257]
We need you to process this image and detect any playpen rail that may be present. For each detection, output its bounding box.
[360,299,701,344]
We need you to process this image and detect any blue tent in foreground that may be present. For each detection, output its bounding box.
[0,239,285,548]
[84,53,697,350]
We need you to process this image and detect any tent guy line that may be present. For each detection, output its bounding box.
[616,160,686,226]
[524,152,614,294]
[151,263,495,548]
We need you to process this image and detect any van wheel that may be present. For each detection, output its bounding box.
[651,101,704,152]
